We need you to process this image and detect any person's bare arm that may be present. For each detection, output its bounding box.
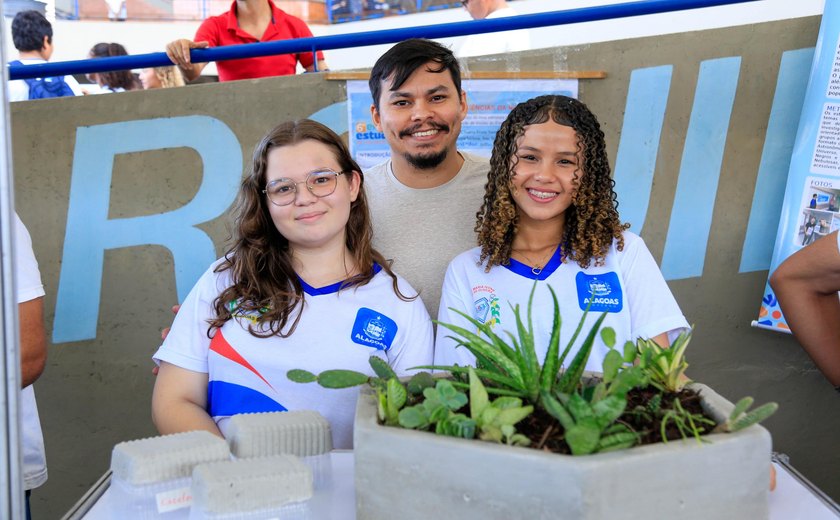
[770,231,840,385]
[304,59,329,73]
[165,39,210,82]
[152,361,221,436]
[19,297,46,388]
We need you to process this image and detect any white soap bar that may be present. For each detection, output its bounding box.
[227,410,332,458]
[191,455,313,514]
[111,430,230,485]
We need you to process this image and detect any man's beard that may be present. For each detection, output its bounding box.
[404,148,448,170]
[399,121,451,170]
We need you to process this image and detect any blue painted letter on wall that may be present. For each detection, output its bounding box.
[53,116,241,343]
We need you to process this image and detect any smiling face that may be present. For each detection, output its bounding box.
[370,61,467,171]
[511,120,581,231]
[264,139,361,253]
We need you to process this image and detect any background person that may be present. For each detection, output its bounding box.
[8,10,83,101]
[152,119,433,448]
[458,0,531,57]
[139,66,185,89]
[165,0,328,83]
[434,95,689,370]
[104,0,127,21]
[87,42,141,93]
[803,215,817,246]
[770,231,840,388]
[14,214,48,519]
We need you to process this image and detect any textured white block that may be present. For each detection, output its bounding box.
[191,455,313,515]
[227,411,332,458]
[111,430,230,486]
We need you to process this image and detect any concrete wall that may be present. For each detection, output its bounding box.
[11,16,834,517]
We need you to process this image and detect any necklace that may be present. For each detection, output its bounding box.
[511,244,560,275]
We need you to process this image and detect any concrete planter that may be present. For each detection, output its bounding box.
[354,383,771,520]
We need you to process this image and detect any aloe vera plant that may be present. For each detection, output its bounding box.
[423,284,607,408]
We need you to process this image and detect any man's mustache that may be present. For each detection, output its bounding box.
[399,122,450,138]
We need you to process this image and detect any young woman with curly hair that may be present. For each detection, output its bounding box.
[152,119,433,448]
[434,95,688,372]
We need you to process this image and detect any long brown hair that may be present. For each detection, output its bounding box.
[209,119,410,338]
[89,42,140,91]
[476,95,629,270]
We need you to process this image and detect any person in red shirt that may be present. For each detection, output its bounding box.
[166,0,328,82]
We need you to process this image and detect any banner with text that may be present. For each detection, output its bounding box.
[347,79,578,170]
[755,2,839,332]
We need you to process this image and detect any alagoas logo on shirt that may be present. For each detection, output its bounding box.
[351,307,398,351]
[471,285,501,327]
[575,272,623,313]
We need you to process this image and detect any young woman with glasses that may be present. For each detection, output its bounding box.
[434,95,689,371]
[152,119,433,448]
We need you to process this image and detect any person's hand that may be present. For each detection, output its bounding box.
[165,39,209,69]
[153,304,181,376]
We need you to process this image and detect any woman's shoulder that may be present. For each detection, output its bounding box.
[198,256,236,292]
[448,246,484,269]
[618,230,644,249]
[372,264,424,295]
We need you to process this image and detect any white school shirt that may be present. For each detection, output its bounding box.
[435,232,690,373]
[155,260,434,449]
[15,214,48,490]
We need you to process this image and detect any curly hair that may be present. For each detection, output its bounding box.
[89,42,140,91]
[476,95,629,270]
[208,119,411,338]
[153,66,185,88]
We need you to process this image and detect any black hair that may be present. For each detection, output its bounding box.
[12,11,52,52]
[369,38,461,111]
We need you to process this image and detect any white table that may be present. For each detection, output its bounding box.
[66,452,839,519]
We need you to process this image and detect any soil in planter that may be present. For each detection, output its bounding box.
[518,386,717,455]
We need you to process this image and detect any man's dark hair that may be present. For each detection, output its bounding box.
[12,11,52,52]
[369,39,461,111]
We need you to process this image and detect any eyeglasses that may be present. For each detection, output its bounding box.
[262,168,348,207]
[461,0,470,6]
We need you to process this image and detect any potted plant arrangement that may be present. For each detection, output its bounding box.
[289,286,777,520]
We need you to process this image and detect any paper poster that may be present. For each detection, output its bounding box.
[347,79,579,170]
[755,2,840,332]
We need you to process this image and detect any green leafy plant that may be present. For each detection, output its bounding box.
[288,284,779,457]
[541,390,637,455]
[422,284,607,408]
[712,397,779,434]
[659,398,716,443]
[637,331,692,393]
[468,367,532,446]
[287,357,434,426]
[398,379,475,438]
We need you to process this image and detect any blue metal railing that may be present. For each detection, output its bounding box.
[8,0,760,80]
